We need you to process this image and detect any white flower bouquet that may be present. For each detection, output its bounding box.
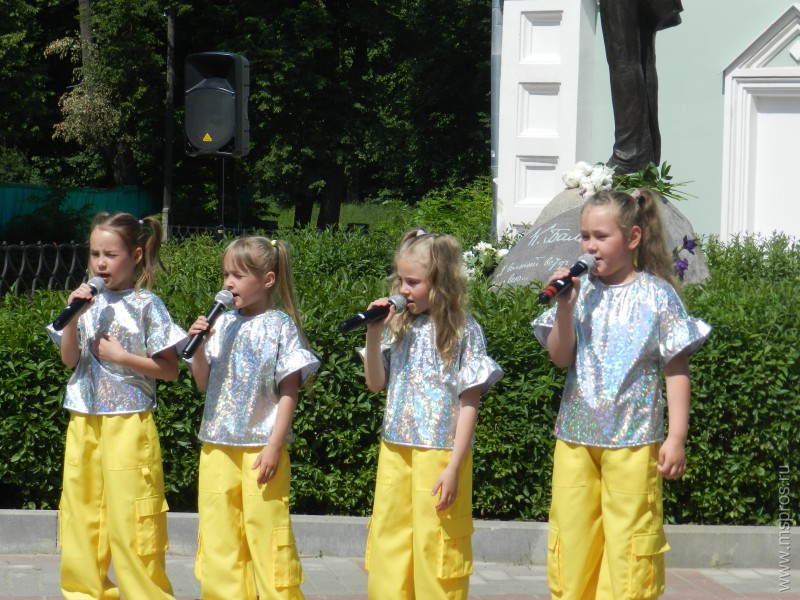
[462,242,510,279]
[562,161,615,197]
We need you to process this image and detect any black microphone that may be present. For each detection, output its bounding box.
[51,276,106,331]
[182,290,235,359]
[339,295,408,334]
[538,254,597,304]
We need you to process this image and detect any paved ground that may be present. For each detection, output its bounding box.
[0,554,798,599]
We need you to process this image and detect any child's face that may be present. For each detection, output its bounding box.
[580,205,641,285]
[396,256,431,315]
[222,258,275,317]
[89,228,142,291]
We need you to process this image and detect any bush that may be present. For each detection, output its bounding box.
[664,234,800,524]
[0,220,797,525]
[0,293,70,508]
[411,177,494,246]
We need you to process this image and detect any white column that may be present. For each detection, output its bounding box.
[495,0,597,237]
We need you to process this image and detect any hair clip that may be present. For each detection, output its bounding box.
[630,189,642,200]
[138,219,145,225]
[270,239,277,247]
[416,228,426,237]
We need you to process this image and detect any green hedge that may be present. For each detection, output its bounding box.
[0,206,798,525]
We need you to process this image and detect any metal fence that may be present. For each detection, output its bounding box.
[0,241,89,297]
[0,225,281,296]
[0,221,376,296]
[165,224,268,241]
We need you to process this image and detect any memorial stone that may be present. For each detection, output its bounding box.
[492,190,710,287]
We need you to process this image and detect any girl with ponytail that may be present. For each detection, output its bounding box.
[187,236,319,599]
[48,212,185,599]
[533,189,711,599]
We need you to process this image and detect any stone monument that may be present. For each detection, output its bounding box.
[492,187,710,287]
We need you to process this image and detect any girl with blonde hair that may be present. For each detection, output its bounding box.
[48,212,185,599]
[361,228,503,600]
[187,236,319,599]
[534,189,710,599]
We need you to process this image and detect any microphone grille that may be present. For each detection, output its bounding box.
[86,276,106,294]
[578,253,596,272]
[215,289,235,309]
[389,294,407,313]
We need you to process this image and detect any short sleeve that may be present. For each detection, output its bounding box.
[275,316,320,385]
[531,306,557,348]
[45,314,89,349]
[457,317,503,396]
[658,286,711,364]
[357,328,392,375]
[45,323,63,348]
[144,295,187,356]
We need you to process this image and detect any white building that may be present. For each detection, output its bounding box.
[495,0,800,240]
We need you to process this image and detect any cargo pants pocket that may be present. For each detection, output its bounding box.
[273,526,303,588]
[627,530,669,599]
[547,525,563,595]
[63,416,83,466]
[135,495,169,556]
[437,516,474,580]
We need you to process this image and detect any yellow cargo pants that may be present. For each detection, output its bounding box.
[548,440,669,600]
[195,443,304,600]
[59,410,173,600]
[366,440,474,600]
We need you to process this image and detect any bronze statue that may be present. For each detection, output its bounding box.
[599,0,683,175]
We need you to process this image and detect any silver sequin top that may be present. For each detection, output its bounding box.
[46,289,187,415]
[364,314,503,449]
[198,310,320,447]
[533,272,711,448]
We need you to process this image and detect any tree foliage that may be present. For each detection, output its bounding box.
[2,0,492,229]
[0,0,74,183]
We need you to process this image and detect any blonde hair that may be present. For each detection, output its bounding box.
[388,228,467,367]
[89,212,163,290]
[583,188,678,288]
[222,236,307,344]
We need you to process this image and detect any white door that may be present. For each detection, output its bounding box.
[494,0,597,237]
[753,95,800,236]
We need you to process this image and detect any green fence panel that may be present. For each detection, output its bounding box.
[0,184,157,227]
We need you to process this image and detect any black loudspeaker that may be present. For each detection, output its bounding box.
[185,52,249,157]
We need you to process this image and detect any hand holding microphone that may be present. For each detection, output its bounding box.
[339,295,408,333]
[182,290,235,359]
[51,276,106,330]
[538,254,596,304]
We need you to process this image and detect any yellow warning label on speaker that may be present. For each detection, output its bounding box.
[203,133,213,142]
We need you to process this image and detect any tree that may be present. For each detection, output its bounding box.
[45,0,177,187]
[206,0,491,229]
[0,0,67,183]
[2,0,494,228]
[366,0,492,200]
